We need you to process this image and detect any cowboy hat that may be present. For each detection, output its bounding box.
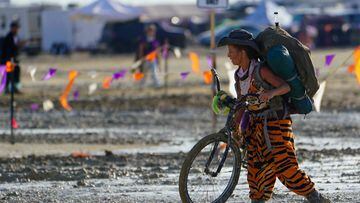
[217,29,260,53]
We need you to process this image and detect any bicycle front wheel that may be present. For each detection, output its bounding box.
[179,132,242,203]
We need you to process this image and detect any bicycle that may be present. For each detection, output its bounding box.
[178,68,259,203]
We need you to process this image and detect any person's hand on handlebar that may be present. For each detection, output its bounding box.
[212,90,235,115]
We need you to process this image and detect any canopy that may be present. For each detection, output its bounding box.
[244,0,293,28]
[71,0,142,22]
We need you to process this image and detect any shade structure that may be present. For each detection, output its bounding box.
[71,0,142,22]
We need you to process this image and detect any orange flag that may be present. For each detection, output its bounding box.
[353,47,360,84]
[189,52,200,74]
[355,60,360,84]
[145,51,157,62]
[354,46,360,62]
[203,70,213,84]
[348,64,355,73]
[133,71,144,81]
[102,76,112,89]
[59,70,78,111]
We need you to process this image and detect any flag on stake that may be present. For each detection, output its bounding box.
[113,69,127,80]
[173,47,182,58]
[348,64,355,73]
[59,70,78,111]
[354,46,360,62]
[355,60,360,84]
[325,54,335,67]
[189,52,200,74]
[102,76,112,89]
[133,72,144,81]
[73,90,79,101]
[206,55,212,68]
[11,118,19,129]
[42,68,57,80]
[180,72,190,80]
[31,103,39,111]
[203,70,212,84]
[43,100,54,112]
[313,81,327,112]
[27,66,37,81]
[88,83,97,95]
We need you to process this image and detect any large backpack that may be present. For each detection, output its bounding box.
[255,26,320,114]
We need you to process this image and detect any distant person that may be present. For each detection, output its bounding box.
[1,21,22,94]
[137,24,161,87]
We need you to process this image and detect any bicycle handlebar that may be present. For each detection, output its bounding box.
[211,68,221,92]
[210,68,261,112]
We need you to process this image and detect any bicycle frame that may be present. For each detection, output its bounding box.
[204,68,244,177]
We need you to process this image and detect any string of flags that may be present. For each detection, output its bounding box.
[1,46,359,116]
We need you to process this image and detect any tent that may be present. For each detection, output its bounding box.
[71,0,142,22]
[244,0,293,28]
[57,0,143,49]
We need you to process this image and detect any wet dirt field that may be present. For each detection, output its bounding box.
[0,103,359,202]
[0,48,360,202]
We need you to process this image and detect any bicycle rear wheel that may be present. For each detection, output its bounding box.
[179,132,242,203]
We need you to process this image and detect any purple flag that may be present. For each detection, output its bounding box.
[207,55,212,68]
[162,44,169,59]
[325,54,335,67]
[73,90,79,101]
[180,72,190,80]
[0,65,7,93]
[113,69,127,80]
[43,68,57,80]
[31,103,40,111]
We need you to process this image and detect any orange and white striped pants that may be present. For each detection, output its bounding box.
[245,116,315,201]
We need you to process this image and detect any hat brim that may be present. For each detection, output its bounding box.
[217,37,260,53]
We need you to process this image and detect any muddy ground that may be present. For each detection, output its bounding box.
[0,48,360,202]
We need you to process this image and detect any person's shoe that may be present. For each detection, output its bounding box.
[306,189,331,203]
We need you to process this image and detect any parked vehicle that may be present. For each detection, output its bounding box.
[99,19,186,53]
[196,21,264,46]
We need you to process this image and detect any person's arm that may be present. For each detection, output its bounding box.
[259,66,290,102]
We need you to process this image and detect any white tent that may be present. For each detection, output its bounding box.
[244,0,293,28]
[42,0,143,50]
[71,0,142,22]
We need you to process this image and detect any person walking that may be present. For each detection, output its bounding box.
[137,24,161,87]
[215,29,331,203]
[1,21,22,94]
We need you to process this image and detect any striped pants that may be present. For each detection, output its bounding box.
[245,116,315,201]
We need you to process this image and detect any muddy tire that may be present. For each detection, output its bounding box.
[179,132,242,203]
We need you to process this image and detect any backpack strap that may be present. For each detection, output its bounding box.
[253,63,273,91]
[253,63,285,112]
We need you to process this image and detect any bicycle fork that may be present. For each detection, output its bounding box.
[204,112,234,177]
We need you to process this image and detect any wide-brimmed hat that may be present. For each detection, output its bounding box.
[10,21,20,28]
[217,29,259,53]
